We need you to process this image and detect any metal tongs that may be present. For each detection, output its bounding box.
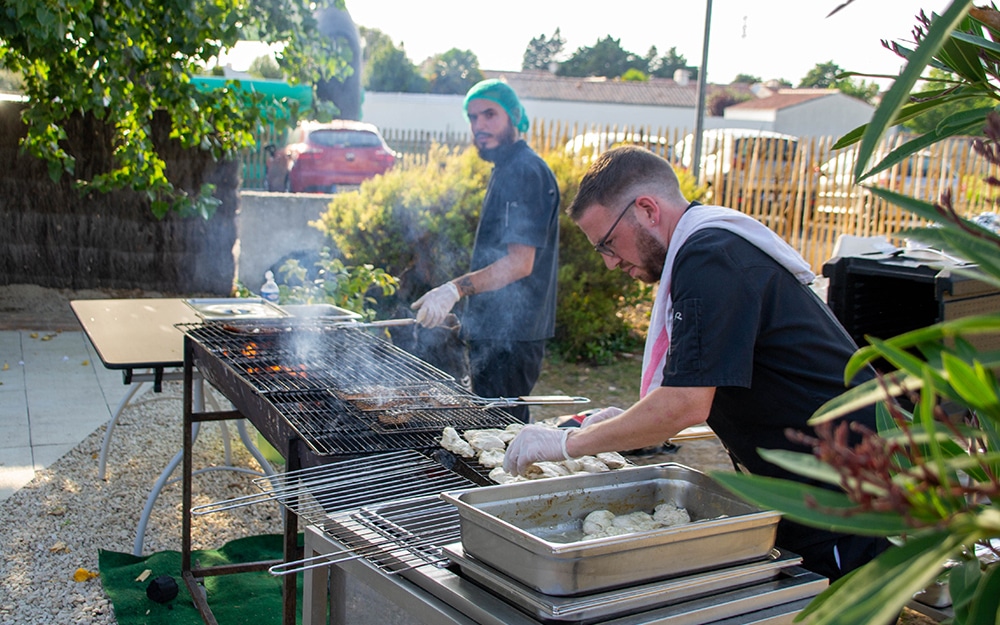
[478,394,590,408]
[333,318,420,329]
[332,316,462,331]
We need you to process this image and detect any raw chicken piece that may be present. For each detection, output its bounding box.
[440,426,476,458]
[653,503,691,526]
[572,456,610,473]
[582,510,616,535]
[612,511,659,532]
[488,466,526,485]
[477,448,506,468]
[465,431,506,452]
[501,423,525,441]
[524,461,572,479]
[587,525,632,539]
[595,451,629,469]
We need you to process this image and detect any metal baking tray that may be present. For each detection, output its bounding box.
[440,463,781,596]
[444,543,801,622]
[278,303,362,322]
[184,297,289,319]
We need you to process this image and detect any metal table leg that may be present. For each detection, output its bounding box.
[132,376,272,555]
[98,378,148,480]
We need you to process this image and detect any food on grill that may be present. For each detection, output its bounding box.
[595,451,629,469]
[581,503,691,540]
[438,424,631,484]
[563,456,610,473]
[463,430,505,451]
[487,466,523,485]
[477,448,506,469]
[221,323,286,335]
[376,411,412,426]
[524,461,572,479]
[440,427,476,458]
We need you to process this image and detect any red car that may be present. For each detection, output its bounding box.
[264,120,398,193]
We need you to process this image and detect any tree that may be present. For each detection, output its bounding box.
[557,36,645,78]
[249,55,284,80]
[360,27,427,93]
[647,45,689,79]
[733,73,762,84]
[799,60,880,104]
[621,68,648,82]
[522,28,565,71]
[0,0,352,217]
[904,68,995,135]
[799,60,844,88]
[422,48,483,95]
[707,90,752,116]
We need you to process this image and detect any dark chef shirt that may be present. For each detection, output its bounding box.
[461,140,560,342]
[661,228,878,479]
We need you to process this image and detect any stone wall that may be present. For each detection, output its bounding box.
[0,101,237,294]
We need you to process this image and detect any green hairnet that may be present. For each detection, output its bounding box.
[463,79,529,133]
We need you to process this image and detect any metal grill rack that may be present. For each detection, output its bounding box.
[270,496,461,577]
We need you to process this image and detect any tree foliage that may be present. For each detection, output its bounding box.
[707,89,752,116]
[799,60,881,103]
[249,54,284,80]
[646,45,689,79]
[522,29,566,71]
[360,27,427,93]
[422,48,484,95]
[0,0,352,217]
[557,36,647,79]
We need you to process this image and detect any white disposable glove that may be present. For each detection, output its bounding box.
[503,424,573,476]
[411,282,461,328]
[580,406,624,428]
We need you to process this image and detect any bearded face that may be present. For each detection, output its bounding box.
[631,222,668,283]
[475,119,517,162]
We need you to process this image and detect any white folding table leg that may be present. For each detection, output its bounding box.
[133,422,201,555]
[98,380,147,480]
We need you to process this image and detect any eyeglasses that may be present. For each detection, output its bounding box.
[593,198,637,256]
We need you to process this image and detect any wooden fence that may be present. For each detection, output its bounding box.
[240,120,999,272]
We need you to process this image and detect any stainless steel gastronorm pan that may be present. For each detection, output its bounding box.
[440,463,781,596]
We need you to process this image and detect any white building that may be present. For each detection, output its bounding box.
[359,71,874,140]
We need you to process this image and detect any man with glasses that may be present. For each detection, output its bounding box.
[504,145,888,581]
[410,79,560,422]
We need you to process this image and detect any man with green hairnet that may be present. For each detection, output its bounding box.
[411,79,560,422]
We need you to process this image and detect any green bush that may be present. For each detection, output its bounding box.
[314,143,486,314]
[275,248,399,320]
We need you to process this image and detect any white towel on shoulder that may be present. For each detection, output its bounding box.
[639,206,815,398]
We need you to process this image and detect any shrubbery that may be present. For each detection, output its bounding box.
[313,142,705,363]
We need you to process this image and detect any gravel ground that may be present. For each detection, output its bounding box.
[0,380,284,625]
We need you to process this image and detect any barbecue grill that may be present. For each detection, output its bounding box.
[176,318,524,625]
[179,317,825,625]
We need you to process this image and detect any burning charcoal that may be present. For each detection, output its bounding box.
[146,574,179,604]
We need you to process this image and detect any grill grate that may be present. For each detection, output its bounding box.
[180,321,454,394]
[181,320,521,456]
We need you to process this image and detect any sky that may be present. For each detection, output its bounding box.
[342,0,957,86]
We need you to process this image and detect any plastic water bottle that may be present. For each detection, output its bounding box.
[260,271,279,303]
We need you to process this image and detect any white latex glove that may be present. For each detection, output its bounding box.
[411,282,460,328]
[503,424,573,476]
[580,406,624,428]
